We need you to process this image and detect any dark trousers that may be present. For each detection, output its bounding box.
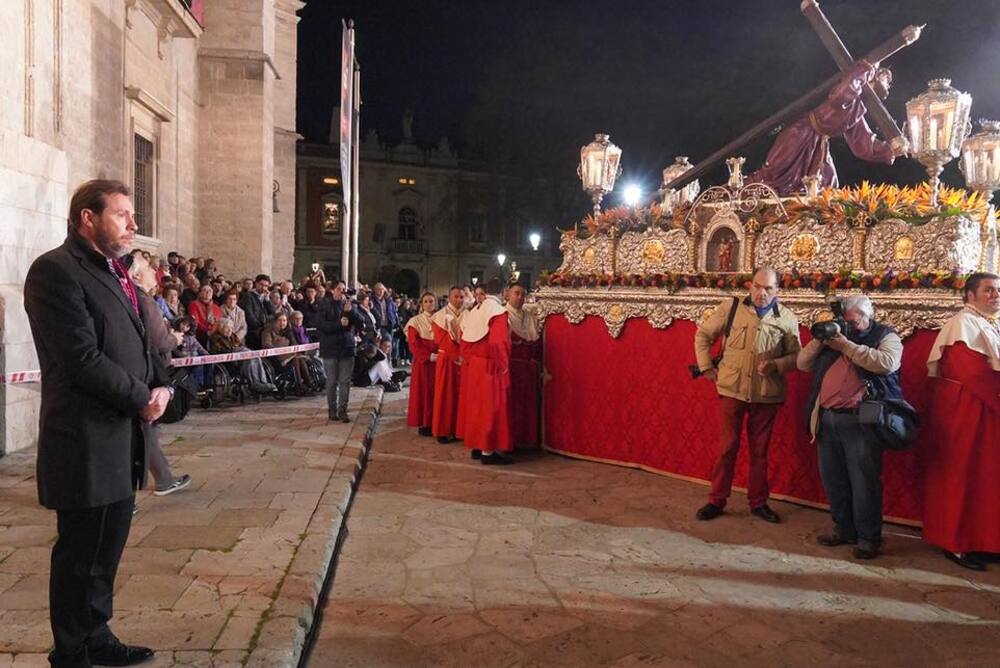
[323,356,354,417]
[709,397,779,509]
[818,409,884,543]
[49,495,134,667]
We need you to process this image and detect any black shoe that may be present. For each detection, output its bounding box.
[437,436,455,444]
[817,528,858,547]
[88,640,154,666]
[418,426,433,437]
[696,503,724,521]
[852,540,880,560]
[338,413,350,423]
[943,550,986,571]
[470,449,482,460]
[480,452,512,465]
[751,504,780,523]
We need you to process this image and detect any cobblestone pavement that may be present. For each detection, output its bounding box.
[310,392,1000,667]
[0,386,382,668]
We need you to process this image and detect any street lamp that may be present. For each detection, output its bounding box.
[961,119,1000,271]
[578,133,623,217]
[529,232,541,251]
[905,78,973,206]
[496,253,506,267]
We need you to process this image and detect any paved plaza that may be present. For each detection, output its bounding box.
[311,392,1000,667]
[0,387,382,668]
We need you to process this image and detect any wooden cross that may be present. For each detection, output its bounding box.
[801,0,905,143]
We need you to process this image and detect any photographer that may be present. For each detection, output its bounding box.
[797,295,903,560]
[693,268,801,524]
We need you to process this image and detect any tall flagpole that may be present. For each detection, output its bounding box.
[339,20,354,285]
[351,65,361,289]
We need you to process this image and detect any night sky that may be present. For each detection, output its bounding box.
[297,0,1000,210]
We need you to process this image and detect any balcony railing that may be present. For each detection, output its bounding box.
[390,238,426,255]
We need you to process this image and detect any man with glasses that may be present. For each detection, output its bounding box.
[693,267,801,523]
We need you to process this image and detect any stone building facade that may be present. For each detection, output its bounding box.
[0,0,304,454]
[295,116,562,297]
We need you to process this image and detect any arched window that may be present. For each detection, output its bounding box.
[398,207,418,240]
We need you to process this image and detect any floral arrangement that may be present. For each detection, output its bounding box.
[539,269,969,294]
[570,182,988,237]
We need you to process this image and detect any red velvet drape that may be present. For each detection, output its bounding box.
[543,314,936,523]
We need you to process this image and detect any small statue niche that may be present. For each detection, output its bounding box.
[707,228,741,272]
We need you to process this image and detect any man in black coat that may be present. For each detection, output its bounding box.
[24,180,172,668]
[317,282,363,422]
[238,273,275,349]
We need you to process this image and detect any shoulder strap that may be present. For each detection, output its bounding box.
[723,296,739,338]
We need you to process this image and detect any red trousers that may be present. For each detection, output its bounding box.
[708,397,779,509]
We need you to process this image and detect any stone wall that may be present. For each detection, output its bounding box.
[0,0,302,454]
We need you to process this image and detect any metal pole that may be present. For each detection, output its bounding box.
[351,66,361,289]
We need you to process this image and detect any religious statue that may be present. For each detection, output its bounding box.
[718,236,736,272]
[748,61,909,196]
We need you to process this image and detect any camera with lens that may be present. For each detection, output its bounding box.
[810,300,848,341]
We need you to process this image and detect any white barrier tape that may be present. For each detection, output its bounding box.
[168,342,319,367]
[0,343,320,384]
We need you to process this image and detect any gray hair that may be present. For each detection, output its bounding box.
[841,295,874,319]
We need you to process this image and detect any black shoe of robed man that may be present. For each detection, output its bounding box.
[88,639,154,666]
[437,436,455,444]
[480,452,513,465]
[418,426,433,437]
[470,449,482,460]
[696,503,724,521]
[751,504,780,523]
[944,550,987,571]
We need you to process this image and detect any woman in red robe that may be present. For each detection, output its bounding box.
[925,280,1000,571]
[405,292,438,436]
[431,287,465,444]
[506,285,541,449]
[457,284,512,464]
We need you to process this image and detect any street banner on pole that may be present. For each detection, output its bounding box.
[340,19,354,280]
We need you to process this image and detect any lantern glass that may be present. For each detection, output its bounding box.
[661,156,700,207]
[579,134,622,193]
[962,120,1000,192]
[905,79,972,160]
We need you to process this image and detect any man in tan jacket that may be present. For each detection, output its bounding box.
[694,268,801,523]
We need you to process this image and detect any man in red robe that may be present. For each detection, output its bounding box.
[431,286,465,444]
[925,272,1000,571]
[405,292,439,437]
[457,278,512,465]
[506,284,541,448]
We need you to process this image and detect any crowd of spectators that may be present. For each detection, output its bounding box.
[124,249,418,404]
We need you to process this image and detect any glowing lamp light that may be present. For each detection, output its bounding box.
[623,184,642,207]
[529,232,541,251]
[577,133,623,217]
[496,253,507,267]
[905,78,973,205]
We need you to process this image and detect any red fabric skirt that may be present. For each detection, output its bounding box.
[432,334,462,438]
[544,314,936,523]
[406,331,436,428]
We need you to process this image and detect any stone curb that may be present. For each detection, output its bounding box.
[244,386,384,668]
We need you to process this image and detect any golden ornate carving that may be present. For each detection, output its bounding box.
[536,286,961,340]
[642,239,665,263]
[866,217,981,274]
[756,219,852,272]
[789,233,820,261]
[894,236,915,261]
[582,246,597,267]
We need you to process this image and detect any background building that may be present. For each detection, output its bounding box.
[295,112,561,296]
[0,0,304,454]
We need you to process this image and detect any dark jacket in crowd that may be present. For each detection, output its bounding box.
[316,299,363,359]
[23,232,170,509]
[297,298,327,329]
[370,294,398,331]
[238,290,274,348]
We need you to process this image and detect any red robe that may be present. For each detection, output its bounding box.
[406,325,437,429]
[458,310,512,453]
[509,331,542,448]
[924,342,1000,553]
[432,321,462,438]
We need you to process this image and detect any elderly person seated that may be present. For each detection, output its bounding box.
[189,284,223,345]
[261,313,311,393]
[171,316,212,390]
[157,284,184,321]
[220,290,248,346]
[209,318,276,395]
[797,295,907,561]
